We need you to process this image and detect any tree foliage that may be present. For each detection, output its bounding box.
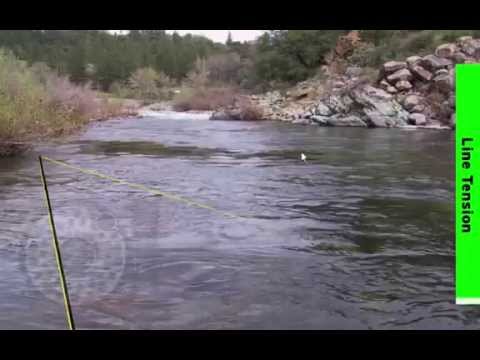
[2,30,478,94]
[0,30,219,91]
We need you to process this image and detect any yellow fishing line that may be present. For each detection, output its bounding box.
[39,156,75,330]
[42,156,244,220]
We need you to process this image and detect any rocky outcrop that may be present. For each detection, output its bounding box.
[211,36,475,130]
[373,38,474,128]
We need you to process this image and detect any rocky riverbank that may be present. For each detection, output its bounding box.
[212,36,479,130]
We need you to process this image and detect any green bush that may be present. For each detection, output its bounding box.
[0,48,128,150]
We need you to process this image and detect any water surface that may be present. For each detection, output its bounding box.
[1,114,472,329]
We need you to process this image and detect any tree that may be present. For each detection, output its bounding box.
[67,40,87,83]
[0,30,219,87]
[252,30,350,84]
[128,67,160,99]
[205,52,243,84]
[226,32,233,46]
[185,57,210,88]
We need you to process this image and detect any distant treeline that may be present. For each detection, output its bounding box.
[1,30,479,92]
[0,30,221,90]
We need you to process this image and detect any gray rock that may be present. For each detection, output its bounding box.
[406,56,423,68]
[421,54,453,71]
[441,101,454,117]
[403,95,422,111]
[210,111,228,120]
[386,68,413,83]
[458,36,473,44]
[315,102,333,116]
[433,74,454,94]
[410,65,433,81]
[450,113,456,129]
[448,95,456,108]
[364,113,399,127]
[435,69,449,76]
[311,115,330,126]
[326,115,368,127]
[379,79,390,89]
[411,104,426,113]
[408,113,427,126]
[449,68,456,87]
[383,61,407,73]
[395,80,413,91]
[350,85,409,127]
[341,95,354,109]
[379,79,397,93]
[324,94,351,114]
[351,85,392,104]
[459,38,480,57]
[345,66,363,77]
[452,52,468,64]
[435,43,457,58]
[386,85,398,94]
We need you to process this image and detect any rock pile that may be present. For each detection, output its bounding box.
[375,36,480,128]
[211,36,479,129]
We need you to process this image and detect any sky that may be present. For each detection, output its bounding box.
[167,30,264,43]
[110,30,264,43]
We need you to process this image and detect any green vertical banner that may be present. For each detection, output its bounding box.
[456,64,480,304]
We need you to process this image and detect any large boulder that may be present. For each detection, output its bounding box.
[420,54,453,71]
[435,68,449,76]
[433,73,455,94]
[311,115,330,125]
[395,80,413,91]
[435,43,457,58]
[459,38,480,58]
[406,56,423,68]
[408,113,427,126]
[314,102,333,116]
[379,79,398,93]
[351,85,392,103]
[211,110,234,120]
[323,94,353,114]
[350,85,409,127]
[403,94,423,111]
[411,104,426,113]
[458,36,473,44]
[386,68,413,84]
[410,65,433,81]
[364,113,405,127]
[383,61,407,73]
[452,52,468,64]
[326,115,368,127]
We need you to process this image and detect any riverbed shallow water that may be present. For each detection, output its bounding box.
[0,113,475,329]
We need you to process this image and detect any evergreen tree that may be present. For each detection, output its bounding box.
[226,32,233,46]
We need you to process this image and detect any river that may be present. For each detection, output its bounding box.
[0,112,475,329]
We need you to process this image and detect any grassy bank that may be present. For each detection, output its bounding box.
[0,49,138,157]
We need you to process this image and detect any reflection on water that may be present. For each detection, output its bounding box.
[0,115,466,329]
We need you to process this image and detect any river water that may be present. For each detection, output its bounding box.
[0,113,475,329]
